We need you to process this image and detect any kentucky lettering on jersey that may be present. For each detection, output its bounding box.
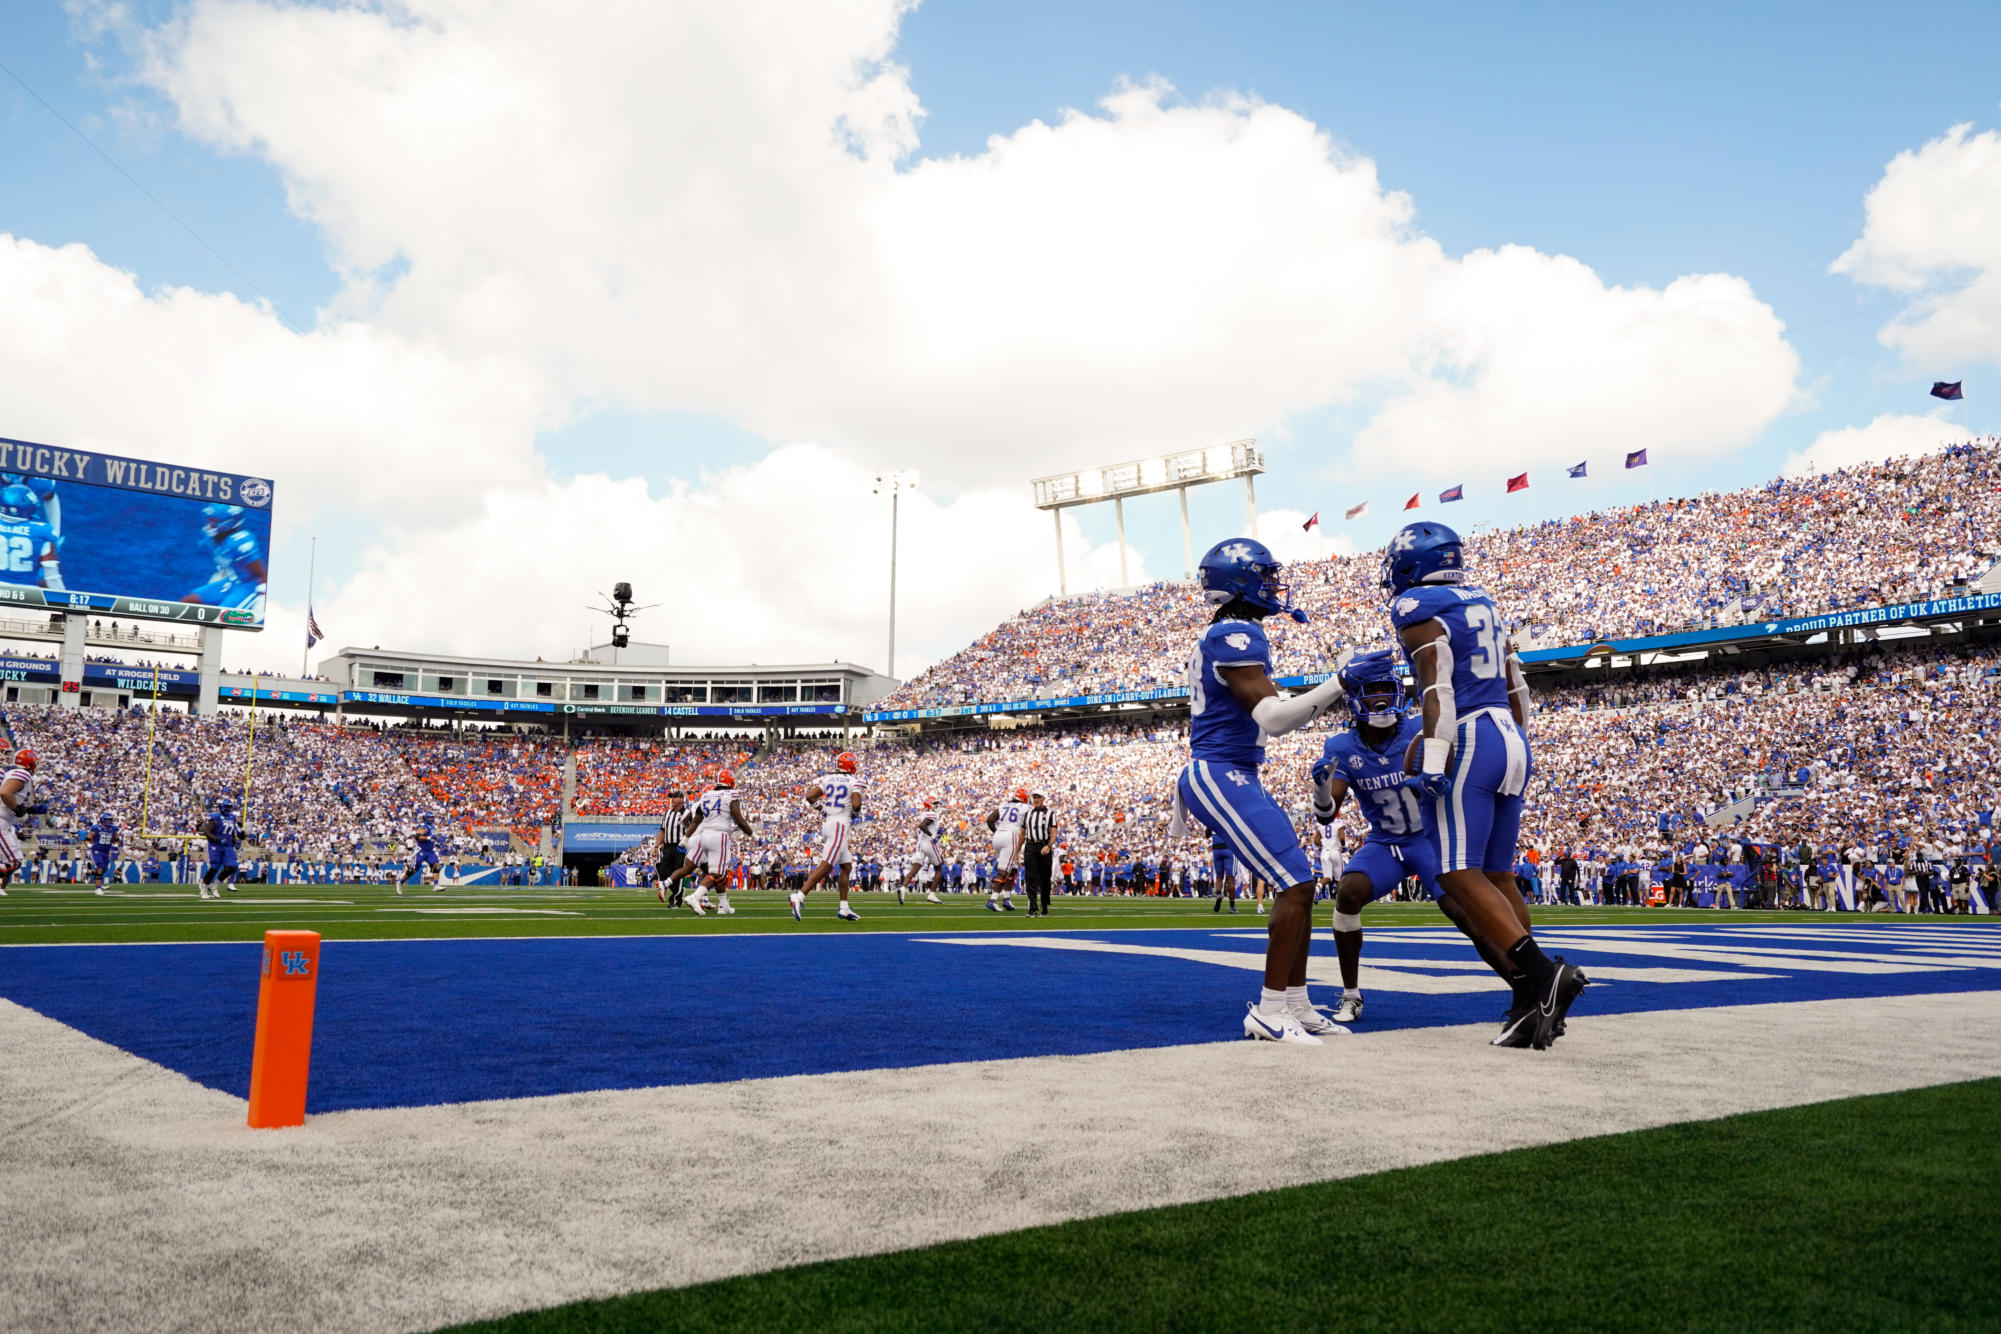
[1321,714,1429,844]
[1187,618,1273,767]
[1390,584,1513,717]
[817,775,859,822]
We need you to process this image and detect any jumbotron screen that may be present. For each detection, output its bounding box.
[0,435,274,629]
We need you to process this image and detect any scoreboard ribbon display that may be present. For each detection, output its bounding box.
[0,436,275,631]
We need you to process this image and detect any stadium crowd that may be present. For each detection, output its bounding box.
[6,633,2001,902]
[882,438,2001,710]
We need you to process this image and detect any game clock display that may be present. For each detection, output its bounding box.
[0,436,274,630]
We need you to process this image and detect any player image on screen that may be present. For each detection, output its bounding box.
[0,474,60,537]
[183,505,269,611]
[0,485,65,592]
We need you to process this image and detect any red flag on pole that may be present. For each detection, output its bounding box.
[1302,512,1319,532]
[1344,501,1368,520]
[1403,493,1420,510]
[1507,472,1529,493]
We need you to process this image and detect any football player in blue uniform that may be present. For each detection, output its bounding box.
[0,484,65,591]
[396,814,445,894]
[1175,538,1352,1044]
[1312,650,1522,1023]
[87,810,121,896]
[1208,838,1241,914]
[0,474,60,537]
[200,797,241,900]
[1384,521,1586,1049]
[184,505,268,610]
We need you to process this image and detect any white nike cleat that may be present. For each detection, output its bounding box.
[836,905,861,921]
[689,895,707,916]
[1000,898,1015,912]
[94,886,105,896]
[789,891,804,920]
[1292,1003,1349,1037]
[925,892,941,904]
[1243,1003,1321,1045]
[985,899,1000,912]
[394,883,403,895]
[1257,904,1267,915]
[1331,994,1366,1024]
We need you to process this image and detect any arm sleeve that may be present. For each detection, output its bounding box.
[1505,645,1532,730]
[1416,635,1457,773]
[1249,675,1345,737]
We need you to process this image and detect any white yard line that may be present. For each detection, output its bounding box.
[2,988,1998,1334]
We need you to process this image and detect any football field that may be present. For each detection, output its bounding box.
[2,886,1998,1331]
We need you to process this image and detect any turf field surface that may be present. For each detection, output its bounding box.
[0,881,1985,945]
[451,1077,2001,1334]
[4,912,1997,1332]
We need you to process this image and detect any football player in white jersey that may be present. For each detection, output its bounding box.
[791,751,863,922]
[0,747,43,894]
[667,771,753,915]
[984,787,1031,912]
[912,800,944,904]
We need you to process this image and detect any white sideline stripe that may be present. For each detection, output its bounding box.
[375,908,584,916]
[2,991,1998,1334]
[919,935,1766,989]
[1531,933,1971,975]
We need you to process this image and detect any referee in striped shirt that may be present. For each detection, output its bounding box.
[1023,791,1056,917]
[655,792,689,906]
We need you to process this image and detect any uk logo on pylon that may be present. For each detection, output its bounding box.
[281,951,312,977]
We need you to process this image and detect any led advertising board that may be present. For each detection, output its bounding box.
[0,436,274,629]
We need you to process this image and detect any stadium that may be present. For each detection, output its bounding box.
[4,7,2000,1334]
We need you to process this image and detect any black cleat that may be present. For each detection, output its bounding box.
[1491,998,1538,1048]
[1530,960,1588,1051]
[1547,957,1589,1042]
[1212,896,1223,913]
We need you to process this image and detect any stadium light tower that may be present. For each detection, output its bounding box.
[1031,439,1265,595]
[873,470,919,679]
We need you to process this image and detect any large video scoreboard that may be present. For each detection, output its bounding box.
[0,436,274,629]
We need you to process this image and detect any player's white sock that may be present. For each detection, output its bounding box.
[1259,986,1291,1018]
[1285,985,1312,1012]
[1343,987,1361,1000]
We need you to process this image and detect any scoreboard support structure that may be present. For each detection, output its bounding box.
[197,628,223,716]
[57,613,85,711]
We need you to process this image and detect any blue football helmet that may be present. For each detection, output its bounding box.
[0,484,41,522]
[1197,538,1303,621]
[1382,521,1466,597]
[98,811,115,827]
[1338,649,1406,728]
[216,797,235,814]
[202,504,246,539]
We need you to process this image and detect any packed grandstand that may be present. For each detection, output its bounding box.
[5,440,1999,894]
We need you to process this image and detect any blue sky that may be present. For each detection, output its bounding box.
[1,1,1996,663]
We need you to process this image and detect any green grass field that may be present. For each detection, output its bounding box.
[2,881,1993,946]
[447,1077,2001,1334]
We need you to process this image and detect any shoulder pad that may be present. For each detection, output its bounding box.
[1203,619,1269,660]
[1390,585,1458,629]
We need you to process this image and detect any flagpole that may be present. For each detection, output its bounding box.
[300,535,316,679]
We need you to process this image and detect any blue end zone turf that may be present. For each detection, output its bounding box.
[1,924,1996,1113]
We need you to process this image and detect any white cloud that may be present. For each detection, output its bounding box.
[307,445,1135,678]
[1255,509,1356,566]
[1782,412,1964,477]
[0,0,1812,674]
[1833,122,2001,368]
[133,2,1797,486]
